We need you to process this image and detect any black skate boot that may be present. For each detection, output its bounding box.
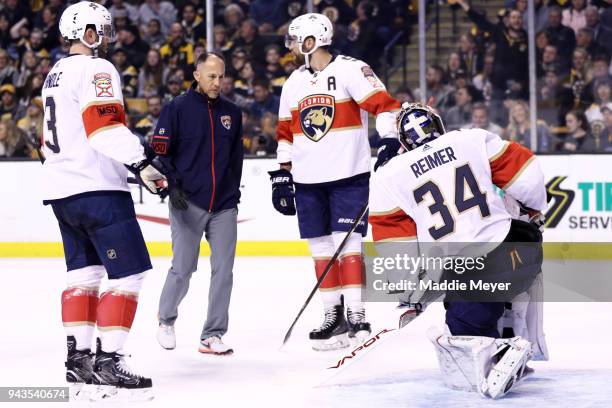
[347,307,371,342]
[309,304,350,351]
[90,338,153,401]
[65,336,93,399]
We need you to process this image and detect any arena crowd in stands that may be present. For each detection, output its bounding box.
[0,0,610,159]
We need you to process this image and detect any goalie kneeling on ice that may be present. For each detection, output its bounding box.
[428,326,532,399]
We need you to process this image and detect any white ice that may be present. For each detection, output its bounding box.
[0,257,610,407]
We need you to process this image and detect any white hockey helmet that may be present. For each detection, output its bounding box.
[59,1,115,50]
[285,13,333,56]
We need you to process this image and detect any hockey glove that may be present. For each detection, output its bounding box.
[374,138,402,171]
[127,159,168,196]
[169,182,189,211]
[268,169,296,216]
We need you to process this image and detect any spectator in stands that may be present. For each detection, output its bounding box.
[214,24,234,57]
[264,44,284,80]
[250,0,288,30]
[162,76,183,104]
[472,53,494,102]
[122,66,139,98]
[576,28,607,60]
[585,81,611,126]
[280,51,298,77]
[505,100,551,152]
[49,34,69,64]
[134,95,163,143]
[39,5,60,52]
[110,47,130,74]
[538,44,564,78]
[347,1,382,70]
[250,77,279,120]
[316,0,354,26]
[562,48,592,109]
[394,87,415,104]
[545,6,576,64]
[14,50,38,89]
[559,109,597,152]
[113,8,130,33]
[110,0,140,25]
[118,25,149,68]
[221,74,252,111]
[143,18,165,49]
[455,0,528,103]
[469,102,503,135]
[562,0,587,35]
[232,19,268,66]
[539,68,574,126]
[445,86,474,131]
[139,0,177,36]
[20,72,43,104]
[229,47,247,78]
[16,96,42,143]
[160,22,194,72]
[582,55,611,103]
[516,0,549,33]
[0,14,11,50]
[0,84,23,122]
[223,4,245,41]
[0,119,30,157]
[444,52,465,87]
[234,61,258,99]
[599,104,612,151]
[241,110,259,153]
[181,3,205,44]
[584,6,603,46]
[414,65,452,111]
[138,49,169,98]
[458,33,482,79]
[252,112,278,155]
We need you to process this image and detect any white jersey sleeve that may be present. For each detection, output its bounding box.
[344,61,400,139]
[485,130,547,213]
[80,58,144,165]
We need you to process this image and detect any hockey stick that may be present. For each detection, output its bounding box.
[281,201,370,348]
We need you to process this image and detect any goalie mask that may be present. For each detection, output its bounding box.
[285,13,333,68]
[397,102,446,151]
[59,1,116,51]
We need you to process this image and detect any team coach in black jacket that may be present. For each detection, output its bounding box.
[152,51,243,355]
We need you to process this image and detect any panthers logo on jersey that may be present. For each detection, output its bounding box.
[298,94,335,142]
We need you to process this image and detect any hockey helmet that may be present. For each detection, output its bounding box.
[397,102,446,151]
[285,13,333,56]
[59,1,116,50]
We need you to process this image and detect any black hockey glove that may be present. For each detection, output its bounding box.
[374,138,402,171]
[127,158,168,196]
[168,182,189,211]
[268,169,296,216]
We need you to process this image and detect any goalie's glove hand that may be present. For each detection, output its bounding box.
[374,138,402,171]
[127,159,168,196]
[268,168,296,216]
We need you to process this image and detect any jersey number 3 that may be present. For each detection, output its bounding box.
[413,164,491,240]
[44,96,60,153]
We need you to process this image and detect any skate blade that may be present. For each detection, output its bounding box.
[198,346,234,356]
[89,385,154,402]
[312,333,350,351]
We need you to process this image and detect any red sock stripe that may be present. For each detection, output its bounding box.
[339,255,365,287]
[315,259,341,289]
[96,291,138,330]
[61,288,98,324]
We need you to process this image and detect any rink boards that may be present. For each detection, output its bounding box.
[1,155,611,257]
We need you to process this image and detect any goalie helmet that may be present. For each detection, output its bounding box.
[59,1,115,50]
[285,13,333,67]
[397,102,446,151]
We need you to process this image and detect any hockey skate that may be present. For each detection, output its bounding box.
[65,336,93,400]
[346,307,371,343]
[88,338,153,402]
[480,337,533,399]
[309,304,350,351]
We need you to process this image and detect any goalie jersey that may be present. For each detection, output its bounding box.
[41,54,145,201]
[369,129,547,244]
[276,55,400,184]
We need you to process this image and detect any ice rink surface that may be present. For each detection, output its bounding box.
[1,257,610,407]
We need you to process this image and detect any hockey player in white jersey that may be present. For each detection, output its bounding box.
[41,1,166,400]
[369,103,547,398]
[268,13,401,350]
